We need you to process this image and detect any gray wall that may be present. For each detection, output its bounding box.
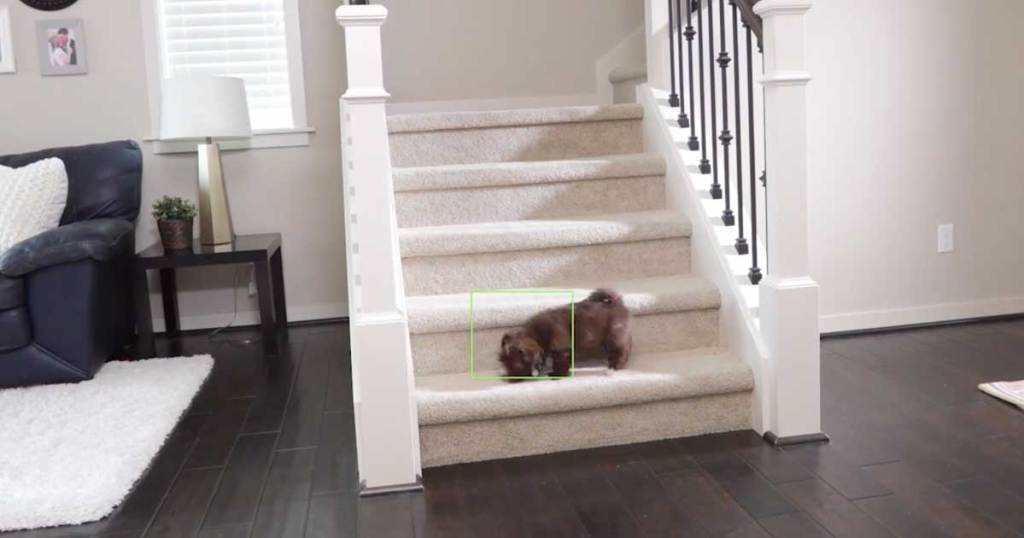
[807,0,1024,331]
[0,0,642,329]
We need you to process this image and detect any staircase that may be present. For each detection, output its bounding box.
[386,104,753,467]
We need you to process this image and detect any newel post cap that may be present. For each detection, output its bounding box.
[336,4,388,27]
[754,0,812,17]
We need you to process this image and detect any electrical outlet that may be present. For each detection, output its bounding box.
[937,224,954,253]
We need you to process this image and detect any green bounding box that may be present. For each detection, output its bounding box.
[469,289,575,380]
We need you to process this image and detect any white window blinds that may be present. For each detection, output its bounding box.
[158,0,295,130]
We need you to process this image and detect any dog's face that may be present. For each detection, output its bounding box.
[499,330,545,378]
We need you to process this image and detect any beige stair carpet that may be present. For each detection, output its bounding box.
[387,104,754,466]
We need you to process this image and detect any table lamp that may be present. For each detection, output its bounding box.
[160,75,252,246]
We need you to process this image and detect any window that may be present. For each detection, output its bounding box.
[142,0,312,152]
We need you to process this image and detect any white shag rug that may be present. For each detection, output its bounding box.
[0,355,214,531]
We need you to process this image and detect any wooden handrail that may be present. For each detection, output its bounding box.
[691,0,762,47]
[735,0,763,47]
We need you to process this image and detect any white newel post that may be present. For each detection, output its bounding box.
[337,5,423,493]
[754,0,825,443]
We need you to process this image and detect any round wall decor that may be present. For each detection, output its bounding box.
[20,0,79,11]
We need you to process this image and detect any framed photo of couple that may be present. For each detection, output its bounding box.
[36,18,86,76]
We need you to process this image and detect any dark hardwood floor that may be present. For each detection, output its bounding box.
[5,318,1024,537]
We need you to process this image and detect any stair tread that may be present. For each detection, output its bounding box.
[399,210,691,258]
[406,274,719,334]
[416,348,753,426]
[388,104,643,134]
[392,153,665,192]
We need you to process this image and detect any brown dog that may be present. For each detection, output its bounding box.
[499,289,632,379]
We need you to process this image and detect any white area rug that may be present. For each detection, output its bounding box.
[0,356,214,531]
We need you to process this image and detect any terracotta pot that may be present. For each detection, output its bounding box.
[157,219,194,252]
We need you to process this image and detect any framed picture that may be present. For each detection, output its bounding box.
[36,18,86,76]
[0,7,15,74]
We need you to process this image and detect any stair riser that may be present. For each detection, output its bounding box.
[389,120,644,167]
[419,392,751,467]
[412,309,719,376]
[402,238,690,296]
[395,176,665,228]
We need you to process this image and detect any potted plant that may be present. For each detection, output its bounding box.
[152,196,197,252]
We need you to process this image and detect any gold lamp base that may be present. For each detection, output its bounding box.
[196,140,235,246]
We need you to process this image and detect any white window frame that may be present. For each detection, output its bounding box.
[140,0,314,154]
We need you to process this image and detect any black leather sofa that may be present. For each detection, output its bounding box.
[0,141,142,388]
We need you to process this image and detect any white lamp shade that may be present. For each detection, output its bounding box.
[159,75,253,141]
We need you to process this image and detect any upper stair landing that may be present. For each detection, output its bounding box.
[387,104,645,167]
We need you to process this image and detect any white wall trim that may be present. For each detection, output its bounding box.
[139,0,312,151]
[385,93,601,115]
[821,297,1024,334]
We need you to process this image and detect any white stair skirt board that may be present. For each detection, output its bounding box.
[385,103,755,466]
[0,356,214,531]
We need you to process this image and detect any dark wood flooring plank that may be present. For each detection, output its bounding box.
[854,495,951,538]
[757,513,832,538]
[184,398,252,469]
[633,438,700,475]
[604,460,709,537]
[201,433,277,530]
[495,455,591,538]
[143,468,221,538]
[250,447,317,538]
[196,524,250,537]
[719,522,772,537]
[735,444,815,485]
[550,451,643,538]
[358,493,416,538]
[414,466,486,538]
[862,462,1005,538]
[322,329,353,414]
[657,468,758,536]
[782,444,891,501]
[311,411,358,495]
[687,449,798,519]
[946,477,1024,534]
[241,342,303,434]
[277,340,331,450]
[776,478,893,538]
[305,493,357,538]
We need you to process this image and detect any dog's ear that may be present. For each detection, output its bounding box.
[501,332,512,353]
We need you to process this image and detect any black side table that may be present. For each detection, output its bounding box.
[133,233,288,358]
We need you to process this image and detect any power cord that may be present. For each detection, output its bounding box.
[208,265,260,347]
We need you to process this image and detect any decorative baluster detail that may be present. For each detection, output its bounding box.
[675,0,689,127]
[696,0,711,173]
[745,24,761,284]
[707,0,722,198]
[732,2,747,254]
[667,0,679,107]
[685,0,699,149]
[718,0,733,223]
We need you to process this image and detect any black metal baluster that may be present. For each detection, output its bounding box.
[707,0,722,198]
[685,0,699,149]
[667,0,679,107]
[746,25,761,284]
[675,0,689,127]
[718,0,733,223]
[732,2,747,254]
[696,0,710,173]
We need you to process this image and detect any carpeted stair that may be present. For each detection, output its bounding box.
[387,104,753,467]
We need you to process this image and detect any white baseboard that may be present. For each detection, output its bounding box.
[152,302,348,333]
[385,93,601,115]
[820,296,1024,334]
